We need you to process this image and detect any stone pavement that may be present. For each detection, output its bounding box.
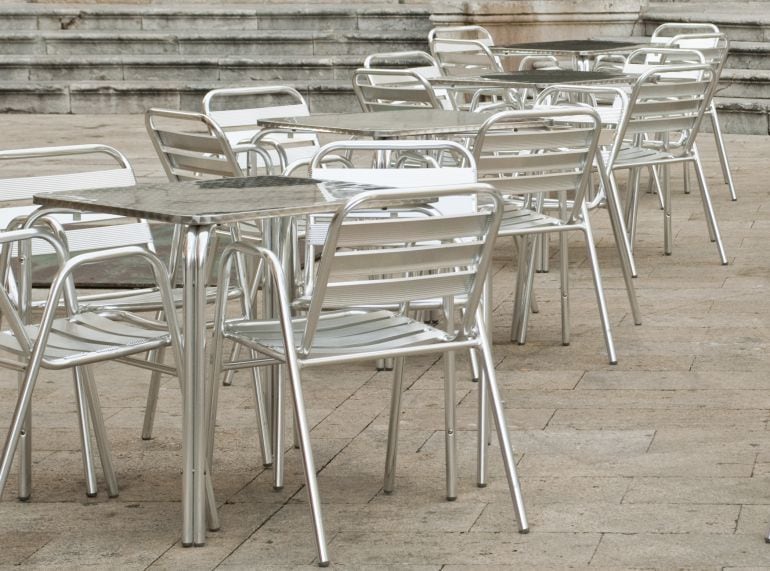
[0,114,769,570]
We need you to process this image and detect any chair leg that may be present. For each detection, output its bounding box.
[16,369,31,501]
[692,152,728,265]
[141,346,165,440]
[443,299,457,501]
[682,161,691,195]
[383,357,405,494]
[249,359,273,466]
[82,366,119,498]
[475,349,488,488]
[662,162,673,256]
[516,235,539,345]
[272,365,285,490]
[710,103,737,201]
[559,231,570,346]
[0,359,43,499]
[477,314,528,533]
[73,367,98,497]
[581,207,617,365]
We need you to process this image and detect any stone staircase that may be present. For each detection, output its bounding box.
[0,3,432,113]
[641,1,770,134]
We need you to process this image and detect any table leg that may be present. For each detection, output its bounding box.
[182,224,214,547]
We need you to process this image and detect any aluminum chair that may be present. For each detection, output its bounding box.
[352,68,445,111]
[144,108,273,467]
[202,85,320,175]
[428,25,495,46]
[537,63,726,266]
[209,184,528,566]
[363,50,454,110]
[472,107,631,365]
[0,227,182,503]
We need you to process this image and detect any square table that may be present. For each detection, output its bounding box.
[491,39,646,70]
[33,175,384,547]
[257,109,496,139]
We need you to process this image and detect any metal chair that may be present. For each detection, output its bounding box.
[472,107,631,365]
[210,184,528,566]
[538,63,726,266]
[363,51,453,110]
[352,68,445,111]
[0,227,183,503]
[144,108,273,466]
[202,85,321,175]
[428,25,494,46]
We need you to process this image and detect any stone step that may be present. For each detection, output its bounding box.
[712,96,770,135]
[0,30,427,56]
[0,54,363,82]
[727,41,770,70]
[0,3,431,32]
[0,79,357,114]
[719,68,770,100]
[642,2,770,42]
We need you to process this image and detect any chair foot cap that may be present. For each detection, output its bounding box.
[562,342,570,347]
[273,485,284,491]
[518,528,530,535]
[263,462,273,468]
[610,360,618,366]
[318,561,331,568]
[477,482,487,488]
[447,495,457,502]
[383,489,393,495]
[18,495,30,502]
[765,536,770,544]
[182,542,193,547]
[86,492,97,498]
[471,377,479,383]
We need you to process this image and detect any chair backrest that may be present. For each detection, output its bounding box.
[298,184,502,353]
[430,38,503,77]
[472,107,603,224]
[352,68,444,111]
[428,25,494,46]
[650,32,728,74]
[0,144,153,257]
[145,108,244,182]
[363,50,441,79]
[624,47,706,78]
[310,139,477,215]
[202,85,311,146]
[651,22,720,42]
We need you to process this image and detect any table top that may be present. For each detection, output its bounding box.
[34,176,384,226]
[258,109,494,138]
[431,70,631,89]
[492,39,644,56]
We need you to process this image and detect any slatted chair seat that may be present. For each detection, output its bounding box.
[499,207,566,234]
[0,313,171,368]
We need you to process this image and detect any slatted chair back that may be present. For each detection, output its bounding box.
[623,47,706,77]
[145,108,244,182]
[363,51,441,80]
[0,144,153,257]
[202,86,319,173]
[472,107,603,224]
[298,184,502,354]
[651,22,720,42]
[430,38,503,78]
[649,32,728,77]
[428,25,494,46]
[353,69,444,111]
[615,64,718,157]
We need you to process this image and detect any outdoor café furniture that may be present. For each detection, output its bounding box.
[472,107,632,364]
[491,39,646,71]
[209,184,528,567]
[428,24,494,46]
[353,68,445,111]
[536,63,727,266]
[0,228,183,513]
[203,85,321,175]
[32,175,388,548]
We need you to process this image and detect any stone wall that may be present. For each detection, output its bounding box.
[430,0,647,44]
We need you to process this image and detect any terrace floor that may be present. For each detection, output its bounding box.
[0,114,769,570]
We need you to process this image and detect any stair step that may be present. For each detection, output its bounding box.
[713,96,770,135]
[0,55,364,82]
[727,41,770,70]
[0,3,431,32]
[0,30,427,56]
[720,68,770,99]
[0,79,356,114]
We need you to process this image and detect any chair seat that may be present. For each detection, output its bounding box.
[609,145,683,169]
[224,309,453,360]
[498,206,566,236]
[0,312,171,368]
[33,286,238,313]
